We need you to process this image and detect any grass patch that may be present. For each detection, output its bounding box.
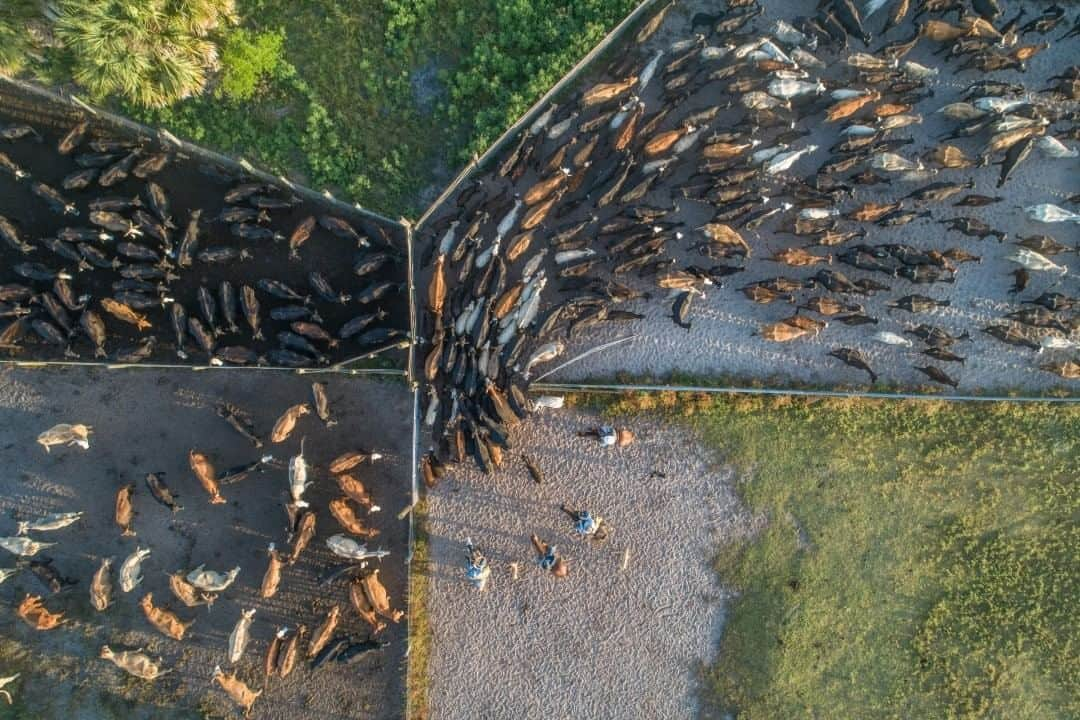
[10,1,643,215]
[598,393,1079,719]
[407,499,432,720]
[120,0,636,217]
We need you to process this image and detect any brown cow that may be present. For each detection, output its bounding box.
[16,595,64,629]
[329,498,380,539]
[334,474,377,510]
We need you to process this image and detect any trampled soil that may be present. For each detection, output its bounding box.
[0,89,409,371]
[0,367,412,720]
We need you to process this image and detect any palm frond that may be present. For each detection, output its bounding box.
[54,0,232,106]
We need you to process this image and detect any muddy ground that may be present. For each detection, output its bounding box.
[416,0,1078,395]
[0,367,412,720]
[0,86,409,370]
[422,405,757,719]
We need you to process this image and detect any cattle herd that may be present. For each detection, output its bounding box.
[417,0,1078,475]
[0,0,1078,711]
[0,111,409,368]
[0,388,402,716]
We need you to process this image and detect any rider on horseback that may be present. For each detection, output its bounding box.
[531,534,569,577]
[465,537,491,591]
[561,504,610,541]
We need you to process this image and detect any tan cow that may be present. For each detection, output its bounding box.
[360,570,405,624]
[307,605,341,659]
[260,544,284,599]
[188,451,225,504]
[349,581,387,635]
[114,484,135,537]
[100,646,168,680]
[212,666,261,717]
[270,403,310,443]
[139,593,193,641]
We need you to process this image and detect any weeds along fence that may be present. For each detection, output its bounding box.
[413,0,665,232]
[0,75,414,376]
[525,338,1079,402]
[530,381,1080,404]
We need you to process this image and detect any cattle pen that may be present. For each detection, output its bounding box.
[1,0,1078,716]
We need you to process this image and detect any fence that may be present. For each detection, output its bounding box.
[532,381,1080,404]
[412,0,664,232]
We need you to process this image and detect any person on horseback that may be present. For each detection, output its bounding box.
[530,534,568,577]
[464,537,491,591]
[561,504,610,541]
[577,425,634,448]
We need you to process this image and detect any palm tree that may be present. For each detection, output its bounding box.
[55,0,237,108]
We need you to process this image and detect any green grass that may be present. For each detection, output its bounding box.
[407,500,432,720]
[598,393,1079,720]
[8,1,642,215]
[124,0,637,217]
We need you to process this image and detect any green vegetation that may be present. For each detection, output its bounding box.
[217,28,284,101]
[602,393,1079,719]
[439,0,637,160]
[408,500,432,720]
[0,1,39,75]
[54,0,238,108]
[2,0,639,215]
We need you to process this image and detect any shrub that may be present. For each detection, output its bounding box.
[217,28,285,101]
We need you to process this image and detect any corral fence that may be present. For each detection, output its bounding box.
[531,381,1080,403]
[2,72,425,719]
[406,0,1078,407]
[412,0,665,232]
[4,0,1077,714]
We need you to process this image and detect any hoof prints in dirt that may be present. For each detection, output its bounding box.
[0,100,409,369]
[0,371,409,719]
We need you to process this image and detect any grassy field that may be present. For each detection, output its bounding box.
[599,393,1079,719]
[125,0,637,217]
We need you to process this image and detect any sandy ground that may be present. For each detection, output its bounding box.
[423,406,757,720]
[418,0,1079,395]
[0,367,412,720]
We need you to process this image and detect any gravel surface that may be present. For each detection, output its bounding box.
[0,367,411,720]
[418,0,1079,395]
[423,406,757,719]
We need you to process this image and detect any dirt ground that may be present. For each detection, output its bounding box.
[0,367,412,720]
[0,86,410,370]
[417,0,1078,395]
[550,0,1079,393]
[422,405,757,720]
